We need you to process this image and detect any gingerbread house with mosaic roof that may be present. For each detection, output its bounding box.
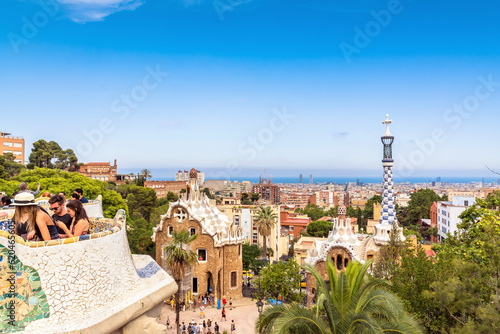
[152,168,244,300]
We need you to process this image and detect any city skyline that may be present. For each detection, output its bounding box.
[1,0,499,175]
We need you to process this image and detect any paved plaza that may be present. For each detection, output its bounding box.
[157,298,262,334]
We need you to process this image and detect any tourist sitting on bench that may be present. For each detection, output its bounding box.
[12,192,60,241]
[56,200,90,237]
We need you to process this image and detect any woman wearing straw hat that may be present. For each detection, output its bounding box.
[12,192,60,241]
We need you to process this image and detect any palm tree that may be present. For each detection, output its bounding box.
[254,206,278,259]
[140,168,152,180]
[164,230,198,333]
[256,258,422,334]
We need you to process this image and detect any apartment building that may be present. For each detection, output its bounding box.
[437,196,475,241]
[0,132,24,164]
[144,180,186,198]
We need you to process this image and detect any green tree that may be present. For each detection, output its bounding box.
[363,194,383,220]
[163,230,198,334]
[302,203,326,222]
[242,243,261,271]
[140,169,152,180]
[27,139,78,171]
[0,153,24,179]
[0,167,126,217]
[254,259,302,303]
[406,189,442,225]
[256,259,422,334]
[251,193,260,203]
[125,186,157,221]
[254,206,278,259]
[306,220,333,237]
[241,192,252,205]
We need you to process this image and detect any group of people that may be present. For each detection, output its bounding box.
[164,295,236,334]
[174,318,236,334]
[0,182,91,241]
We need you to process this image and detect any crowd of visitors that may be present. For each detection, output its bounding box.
[0,182,93,241]
[163,293,238,334]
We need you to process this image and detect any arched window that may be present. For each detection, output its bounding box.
[336,255,343,270]
[167,225,173,236]
[189,227,196,235]
[344,258,349,268]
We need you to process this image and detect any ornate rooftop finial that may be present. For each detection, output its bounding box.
[382,114,393,137]
[189,168,198,179]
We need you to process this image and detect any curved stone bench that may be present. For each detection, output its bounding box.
[34,194,104,218]
[0,209,177,333]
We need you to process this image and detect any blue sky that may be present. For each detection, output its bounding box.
[1,0,499,179]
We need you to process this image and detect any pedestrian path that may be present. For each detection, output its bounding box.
[158,298,260,334]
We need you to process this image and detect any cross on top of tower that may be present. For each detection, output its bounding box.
[382,114,393,136]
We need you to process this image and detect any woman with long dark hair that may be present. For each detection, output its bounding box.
[56,200,89,237]
[12,192,59,241]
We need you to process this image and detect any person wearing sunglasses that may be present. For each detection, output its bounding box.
[49,194,72,238]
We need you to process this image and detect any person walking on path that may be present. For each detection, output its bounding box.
[222,298,226,308]
[214,322,220,334]
[229,297,233,310]
[221,307,227,322]
[200,304,205,319]
[230,320,236,334]
[207,319,212,334]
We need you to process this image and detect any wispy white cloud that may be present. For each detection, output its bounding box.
[56,0,145,23]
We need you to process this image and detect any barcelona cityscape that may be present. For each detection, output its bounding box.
[1,0,500,333]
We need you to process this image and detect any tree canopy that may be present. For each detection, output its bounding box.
[27,139,79,171]
[0,153,24,179]
[306,220,332,237]
[254,259,302,304]
[405,189,445,225]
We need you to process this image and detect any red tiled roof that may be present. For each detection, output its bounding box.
[425,250,436,257]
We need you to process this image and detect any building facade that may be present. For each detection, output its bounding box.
[144,180,186,198]
[437,196,475,241]
[78,160,118,182]
[152,169,244,300]
[252,183,280,205]
[0,132,24,164]
[176,169,205,186]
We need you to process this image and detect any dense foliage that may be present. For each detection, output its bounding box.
[0,153,24,179]
[27,139,79,171]
[0,168,126,217]
[378,191,500,333]
[306,220,333,237]
[256,259,422,334]
[254,259,302,303]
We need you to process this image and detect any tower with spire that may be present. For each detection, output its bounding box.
[374,115,405,244]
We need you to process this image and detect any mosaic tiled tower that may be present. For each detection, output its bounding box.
[374,115,405,244]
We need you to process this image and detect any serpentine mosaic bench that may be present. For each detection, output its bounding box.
[0,208,177,334]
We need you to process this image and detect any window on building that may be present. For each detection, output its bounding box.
[230,271,237,288]
[289,226,294,231]
[198,249,207,262]
[13,143,22,148]
[168,225,173,236]
[464,200,469,206]
[14,160,22,164]
[3,150,12,154]
[190,227,197,236]
[3,142,12,147]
